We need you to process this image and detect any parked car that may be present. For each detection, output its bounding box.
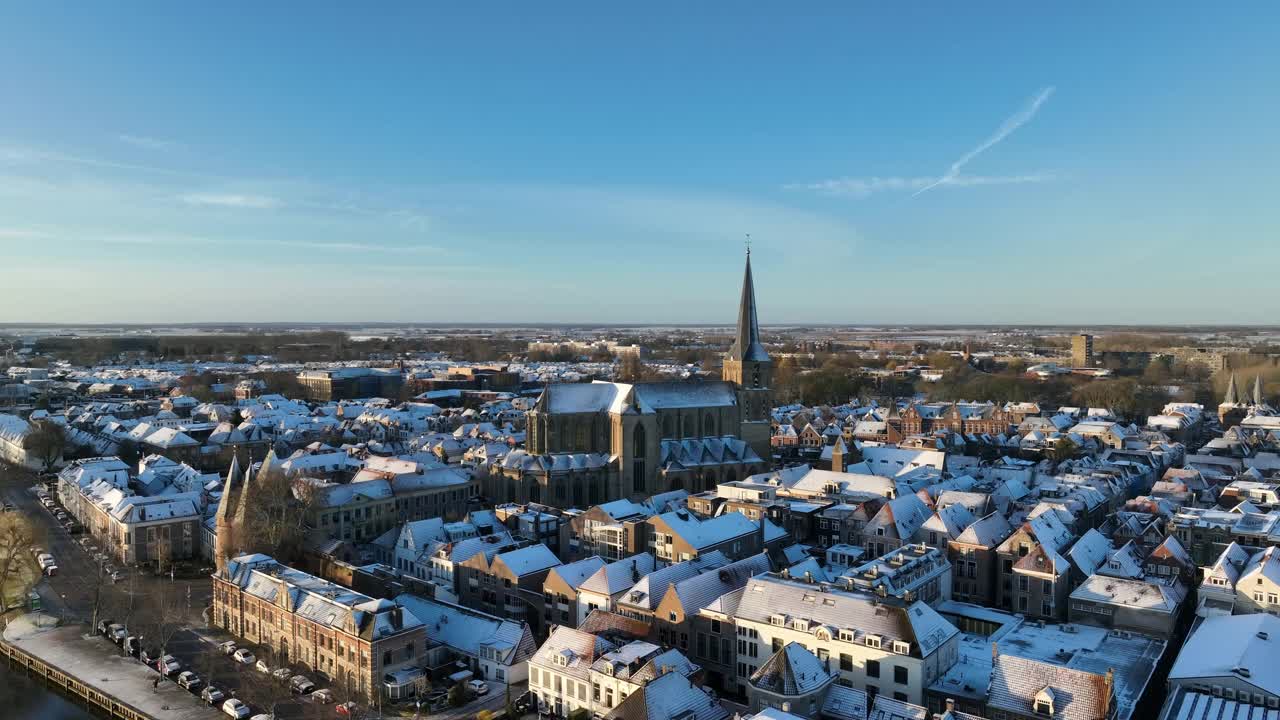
[96,619,115,636]
[250,715,274,720]
[272,667,292,683]
[177,671,203,691]
[158,654,182,676]
[222,698,251,719]
[110,570,124,583]
[218,640,238,655]
[310,689,334,704]
[201,685,226,705]
[335,702,358,717]
[514,691,533,714]
[289,675,316,695]
[232,648,256,665]
[467,679,489,696]
[254,659,271,674]
[42,564,58,577]
[140,648,161,667]
[124,636,143,657]
[107,624,127,644]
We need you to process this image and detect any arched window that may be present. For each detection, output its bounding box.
[682,415,693,438]
[575,421,588,450]
[663,414,674,438]
[703,412,715,437]
[632,424,647,493]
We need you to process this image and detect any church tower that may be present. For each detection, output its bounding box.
[213,453,242,572]
[723,247,773,462]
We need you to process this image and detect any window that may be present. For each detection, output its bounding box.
[894,666,908,685]
[840,654,853,671]
[865,636,881,649]
[867,660,880,678]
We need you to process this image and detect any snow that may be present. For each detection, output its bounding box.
[1170,614,1280,697]
[3,614,221,719]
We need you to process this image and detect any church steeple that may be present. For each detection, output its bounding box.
[1253,376,1265,407]
[723,245,773,463]
[1224,373,1241,405]
[728,247,770,363]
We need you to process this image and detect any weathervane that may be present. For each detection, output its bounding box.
[745,233,752,256]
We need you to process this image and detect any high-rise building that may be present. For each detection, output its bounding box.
[1071,334,1095,368]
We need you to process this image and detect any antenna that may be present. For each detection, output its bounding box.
[745,233,752,256]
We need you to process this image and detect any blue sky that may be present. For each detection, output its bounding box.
[1,3,1277,324]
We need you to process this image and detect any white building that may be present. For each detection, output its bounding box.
[731,573,960,705]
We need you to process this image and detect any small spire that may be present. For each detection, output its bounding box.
[1253,376,1265,406]
[1224,373,1241,405]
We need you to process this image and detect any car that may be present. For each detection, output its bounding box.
[158,654,182,676]
[124,636,143,657]
[513,690,533,714]
[289,675,316,695]
[218,640,238,655]
[272,667,292,683]
[255,659,271,674]
[232,648,256,665]
[335,702,358,717]
[467,679,489,696]
[110,570,124,583]
[177,671,203,691]
[96,619,115,636]
[140,647,161,666]
[310,689,334,704]
[201,686,226,705]
[250,715,274,720]
[222,699,251,719]
[107,624,127,644]
[2,502,15,512]
[42,564,58,577]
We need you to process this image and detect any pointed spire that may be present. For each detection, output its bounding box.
[1224,373,1241,405]
[1253,376,1265,407]
[728,245,769,362]
[214,455,241,523]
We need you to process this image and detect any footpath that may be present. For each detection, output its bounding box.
[2,612,221,720]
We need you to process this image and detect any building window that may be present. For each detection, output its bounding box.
[894,666,908,685]
[867,660,880,678]
[840,654,853,671]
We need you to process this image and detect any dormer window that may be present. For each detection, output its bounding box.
[838,629,856,642]
[1034,687,1056,716]
[892,641,910,655]
[791,618,809,631]
[865,635,881,649]
[770,614,787,626]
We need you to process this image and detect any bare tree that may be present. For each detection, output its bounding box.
[233,468,321,563]
[24,421,66,472]
[0,514,41,611]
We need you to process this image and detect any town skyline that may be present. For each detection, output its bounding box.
[3,4,1278,324]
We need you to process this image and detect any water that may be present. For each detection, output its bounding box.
[0,661,99,720]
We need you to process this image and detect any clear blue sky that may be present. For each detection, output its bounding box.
[1,3,1277,324]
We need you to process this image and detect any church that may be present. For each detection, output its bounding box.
[485,250,773,505]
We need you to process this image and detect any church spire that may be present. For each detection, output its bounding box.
[1253,375,1265,406]
[728,244,769,362]
[1224,372,1241,405]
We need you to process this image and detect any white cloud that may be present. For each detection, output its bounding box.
[913,86,1056,196]
[278,240,441,252]
[180,192,280,209]
[0,228,50,240]
[118,134,179,151]
[791,172,1054,198]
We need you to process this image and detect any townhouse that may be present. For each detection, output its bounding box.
[212,554,426,702]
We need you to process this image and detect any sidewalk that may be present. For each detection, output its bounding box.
[3,612,221,720]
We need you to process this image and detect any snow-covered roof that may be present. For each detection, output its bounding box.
[1169,614,1280,697]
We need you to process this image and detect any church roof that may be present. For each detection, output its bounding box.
[727,250,769,363]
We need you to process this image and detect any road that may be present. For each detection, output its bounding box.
[2,464,520,718]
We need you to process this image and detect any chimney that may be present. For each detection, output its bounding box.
[1104,667,1114,708]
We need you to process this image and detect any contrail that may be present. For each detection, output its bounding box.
[914,86,1056,197]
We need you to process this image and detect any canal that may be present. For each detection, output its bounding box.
[0,660,100,719]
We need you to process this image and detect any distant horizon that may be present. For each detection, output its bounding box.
[4,321,1280,333]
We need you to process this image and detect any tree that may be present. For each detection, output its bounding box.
[233,468,322,566]
[1047,437,1077,464]
[448,682,466,708]
[0,514,42,611]
[116,439,141,467]
[24,420,65,471]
